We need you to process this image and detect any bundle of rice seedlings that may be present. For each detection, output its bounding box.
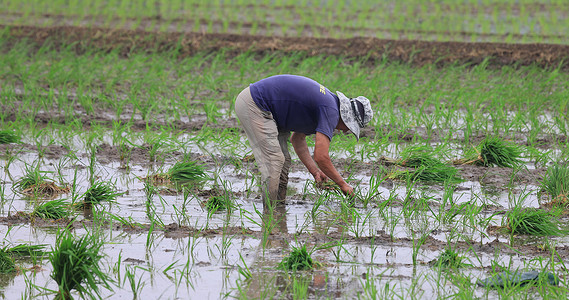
[455,137,522,168]
[14,166,69,198]
[0,251,16,274]
[13,165,48,191]
[431,248,469,269]
[278,244,320,272]
[204,195,233,212]
[50,231,112,300]
[398,146,443,168]
[32,199,70,220]
[168,161,208,183]
[505,207,563,236]
[388,146,464,183]
[146,161,209,187]
[539,163,569,206]
[79,181,121,208]
[0,130,19,144]
[314,180,341,192]
[2,244,47,257]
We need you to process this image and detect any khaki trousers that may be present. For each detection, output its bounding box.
[235,86,291,204]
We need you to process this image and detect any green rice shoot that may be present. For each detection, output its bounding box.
[431,248,469,269]
[540,163,569,206]
[205,195,232,212]
[32,199,70,220]
[0,130,19,144]
[505,207,564,236]
[456,136,523,168]
[0,251,16,274]
[278,244,319,272]
[13,164,50,191]
[14,165,69,197]
[82,181,121,206]
[168,161,208,183]
[398,146,444,168]
[2,244,47,257]
[388,146,463,183]
[50,230,112,300]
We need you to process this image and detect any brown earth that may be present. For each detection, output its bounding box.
[2,24,569,70]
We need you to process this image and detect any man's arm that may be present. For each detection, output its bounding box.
[291,132,328,182]
[291,132,354,196]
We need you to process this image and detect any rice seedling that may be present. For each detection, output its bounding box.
[454,136,523,168]
[539,163,569,206]
[1,244,47,257]
[387,146,463,183]
[397,145,443,168]
[0,251,16,274]
[504,207,564,236]
[14,164,69,198]
[0,130,19,144]
[204,195,232,212]
[50,230,112,300]
[78,181,121,208]
[431,248,469,269]
[278,244,320,272]
[32,199,71,220]
[146,161,209,188]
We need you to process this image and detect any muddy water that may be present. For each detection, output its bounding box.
[0,131,565,299]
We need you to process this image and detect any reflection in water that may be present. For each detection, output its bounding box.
[245,203,338,299]
[246,202,288,299]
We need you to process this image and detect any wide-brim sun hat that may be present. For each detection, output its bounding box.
[336,91,373,141]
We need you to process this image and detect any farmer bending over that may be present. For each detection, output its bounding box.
[235,74,373,205]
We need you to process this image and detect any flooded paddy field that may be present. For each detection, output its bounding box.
[1,1,569,299]
[0,115,567,299]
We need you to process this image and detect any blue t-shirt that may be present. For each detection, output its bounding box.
[249,75,340,140]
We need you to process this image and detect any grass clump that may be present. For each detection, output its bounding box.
[14,165,69,198]
[540,163,569,206]
[2,244,47,257]
[278,244,320,272]
[32,199,70,220]
[204,195,233,212]
[398,146,444,168]
[168,161,209,183]
[387,146,463,183]
[79,181,121,208]
[146,161,209,188]
[431,248,469,269]
[0,251,16,274]
[505,207,563,236]
[455,136,522,168]
[50,230,112,300]
[0,130,19,144]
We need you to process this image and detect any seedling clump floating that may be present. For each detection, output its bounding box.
[455,136,522,168]
[50,230,112,300]
[14,165,69,198]
[78,181,121,208]
[1,244,47,257]
[0,130,19,144]
[431,248,469,269]
[204,195,232,212]
[540,163,569,206]
[505,207,563,236]
[32,199,71,220]
[0,251,17,274]
[147,161,209,189]
[278,244,319,272]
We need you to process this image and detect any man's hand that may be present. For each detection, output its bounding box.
[314,170,329,183]
[339,183,354,197]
